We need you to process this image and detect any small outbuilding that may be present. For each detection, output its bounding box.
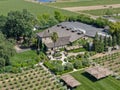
[85,66,112,80]
[61,74,81,88]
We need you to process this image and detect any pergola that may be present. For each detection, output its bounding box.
[85,66,112,80]
[61,74,81,88]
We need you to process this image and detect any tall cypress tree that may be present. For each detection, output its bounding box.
[93,33,99,52]
[112,35,117,47]
[104,36,108,50]
[117,33,120,46]
[99,36,104,52]
[108,36,112,47]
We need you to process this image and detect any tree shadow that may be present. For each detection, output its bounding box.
[82,72,98,82]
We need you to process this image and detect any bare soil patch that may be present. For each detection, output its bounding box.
[62,4,120,11]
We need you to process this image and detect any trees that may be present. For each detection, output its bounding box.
[54,11,66,22]
[51,32,58,50]
[116,33,120,46]
[93,33,99,52]
[104,36,108,49]
[64,62,74,71]
[0,15,7,32]
[82,58,90,67]
[109,22,120,35]
[77,14,93,25]
[0,32,15,68]
[38,14,58,29]
[74,60,82,69]
[99,36,105,52]
[93,33,105,53]
[94,18,109,28]
[112,35,117,47]
[3,9,36,46]
[108,36,112,47]
[109,22,120,47]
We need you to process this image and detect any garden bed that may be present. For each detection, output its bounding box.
[67,48,86,53]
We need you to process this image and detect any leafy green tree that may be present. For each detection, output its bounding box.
[3,9,36,46]
[0,32,15,67]
[0,15,7,32]
[74,60,82,69]
[82,58,90,67]
[68,15,77,22]
[54,64,64,73]
[95,17,109,28]
[109,22,120,34]
[54,11,65,22]
[77,14,93,25]
[0,58,5,68]
[64,62,74,71]
[38,14,58,28]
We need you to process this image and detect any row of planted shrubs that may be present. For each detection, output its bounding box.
[44,59,90,74]
[0,66,65,90]
[93,52,120,63]
[44,53,92,75]
[67,14,109,28]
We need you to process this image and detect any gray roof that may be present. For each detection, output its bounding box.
[37,22,84,42]
[37,22,109,48]
[45,36,70,48]
[60,22,108,37]
[37,22,109,39]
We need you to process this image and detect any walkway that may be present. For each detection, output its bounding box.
[67,52,85,57]
[14,45,31,53]
[48,51,67,65]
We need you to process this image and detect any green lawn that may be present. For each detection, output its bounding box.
[81,8,120,16]
[46,0,120,8]
[10,50,38,67]
[0,0,76,16]
[70,71,120,90]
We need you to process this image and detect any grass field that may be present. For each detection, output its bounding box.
[81,8,120,16]
[46,0,120,8]
[10,50,38,67]
[0,0,76,16]
[71,70,120,90]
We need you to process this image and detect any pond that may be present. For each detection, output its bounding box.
[38,0,56,2]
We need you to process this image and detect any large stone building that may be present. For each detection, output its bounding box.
[37,22,109,50]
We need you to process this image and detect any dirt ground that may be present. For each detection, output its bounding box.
[62,4,120,11]
[56,0,79,2]
[25,0,39,3]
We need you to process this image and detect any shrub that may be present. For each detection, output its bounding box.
[53,52,62,57]
[64,62,74,71]
[74,60,83,69]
